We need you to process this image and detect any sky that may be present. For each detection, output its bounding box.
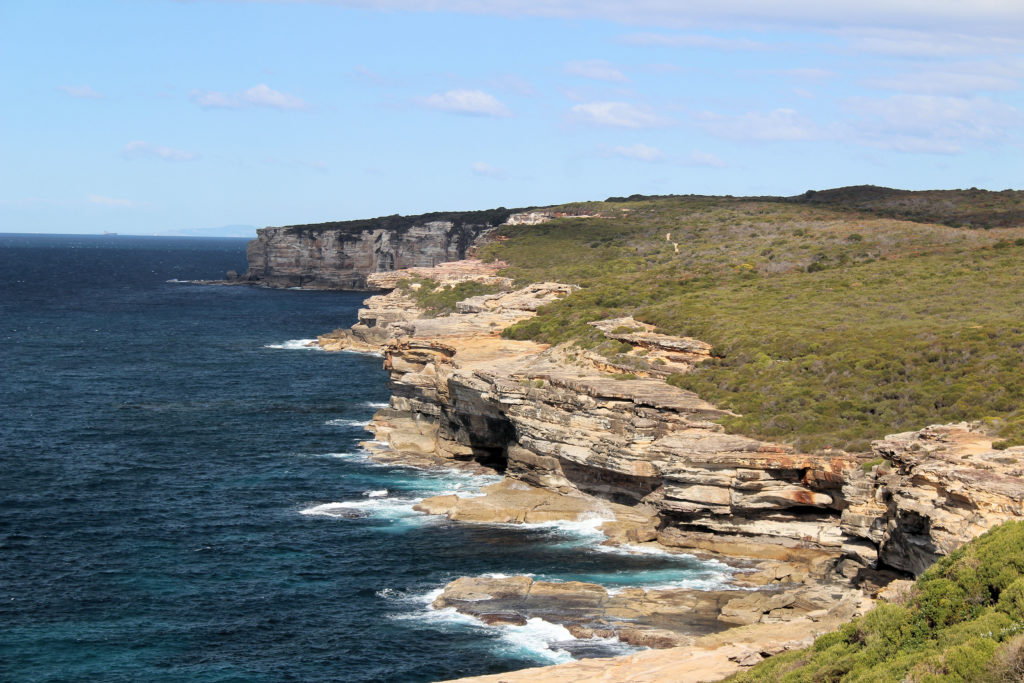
[1,1,1022,236]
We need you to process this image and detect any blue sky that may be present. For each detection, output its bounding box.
[1,1,1022,236]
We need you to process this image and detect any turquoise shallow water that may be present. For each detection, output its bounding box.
[0,234,731,682]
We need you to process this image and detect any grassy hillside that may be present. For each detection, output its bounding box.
[726,520,1024,682]
[478,189,1024,452]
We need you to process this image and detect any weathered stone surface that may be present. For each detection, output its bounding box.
[504,210,598,226]
[414,479,615,525]
[313,264,1024,682]
[841,422,1024,575]
[432,574,742,646]
[364,258,510,290]
[241,215,504,289]
[316,272,576,354]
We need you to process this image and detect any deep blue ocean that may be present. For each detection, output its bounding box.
[0,234,731,682]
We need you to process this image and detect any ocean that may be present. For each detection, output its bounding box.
[0,234,731,682]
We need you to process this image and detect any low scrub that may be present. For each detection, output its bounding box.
[483,191,1024,451]
[399,278,504,317]
[728,521,1024,682]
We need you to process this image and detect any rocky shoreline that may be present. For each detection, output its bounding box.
[313,260,1024,681]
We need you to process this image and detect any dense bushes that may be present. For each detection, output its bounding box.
[729,521,1024,681]
[484,193,1024,451]
[399,278,505,317]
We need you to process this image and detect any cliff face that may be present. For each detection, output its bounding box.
[322,270,1024,590]
[240,210,511,289]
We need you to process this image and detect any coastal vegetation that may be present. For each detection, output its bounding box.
[397,277,505,317]
[274,207,518,236]
[727,520,1024,682]
[479,188,1024,451]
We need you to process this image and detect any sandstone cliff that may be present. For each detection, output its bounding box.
[238,209,513,289]
[314,263,1024,681]
[321,266,1024,587]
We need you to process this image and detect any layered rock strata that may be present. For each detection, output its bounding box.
[431,573,869,649]
[840,423,1024,576]
[317,269,574,353]
[239,210,510,289]
[316,263,1024,681]
[324,267,1024,588]
[585,317,712,378]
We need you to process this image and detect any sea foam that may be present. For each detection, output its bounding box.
[325,418,371,428]
[264,338,322,351]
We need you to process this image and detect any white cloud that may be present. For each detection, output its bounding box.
[564,60,628,82]
[684,151,727,167]
[121,141,199,162]
[243,84,307,109]
[189,84,308,110]
[868,71,1020,95]
[619,33,768,50]
[191,90,240,108]
[837,28,1024,58]
[58,84,103,99]
[419,89,511,117]
[844,94,1021,153]
[611,143,663,161]
[471,161,508,178]
[234,2,1024,37]
[699,108,822,141]
[864,61,1024,95]
[571,101,670,128]
[87,194,142,208]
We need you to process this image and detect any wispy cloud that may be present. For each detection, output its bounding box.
[565,59,628,82]
[418,89,511,117]
[864,61,1024,95]
[244,84,307,109]
[471,161,508,178]
[223,2,1024,37]
[698,108,822,141]
[619,33,768,50]
[844,94,1021,153]
[571,101,671,128]
[121,141,199,162]
[610,143,663,161]
[189,84,308,110]
[88,194,142,208]
[58,84,103,99]
[684,151,727,167]
[837,28,1024,58]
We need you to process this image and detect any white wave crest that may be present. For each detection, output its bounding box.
[264,338,322,351]
[484,513,610,543]
[298,495,426,523]
[497,617,576,664]
[325,418,371,428]
[339,348,384,358]
[363,401,390,409]
[299,502,361,518]
[363,489,388,498]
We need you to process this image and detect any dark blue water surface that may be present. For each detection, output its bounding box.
[0,234,730,682]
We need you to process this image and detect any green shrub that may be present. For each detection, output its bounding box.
[482,193,1024,452]
[410,279,504,317]
[727,522,1024,682]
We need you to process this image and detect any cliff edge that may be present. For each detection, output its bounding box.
[237,208,515,289]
